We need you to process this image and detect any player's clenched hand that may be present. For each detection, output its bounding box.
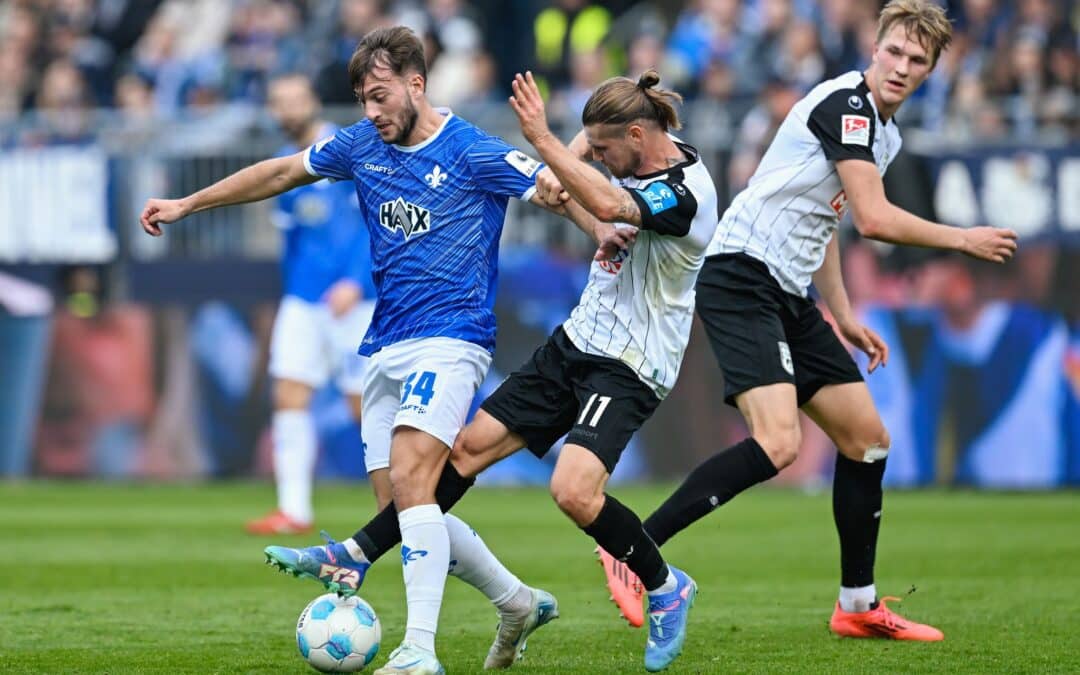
[960,226,1018,263]
[140,198,190,236]
[509,71,553,146]
[594,224,637,261]
[535,167,569,206]
[838,320,889,373]
[324,279,362,318]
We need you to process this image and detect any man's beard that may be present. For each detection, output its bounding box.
[387,98,419,145]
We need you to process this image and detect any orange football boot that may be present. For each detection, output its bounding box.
[246,510,313,536]
[596,546,645,628]
[829,596,944,641]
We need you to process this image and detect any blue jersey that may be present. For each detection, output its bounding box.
[275,125,376,303]
[303,110,541,356]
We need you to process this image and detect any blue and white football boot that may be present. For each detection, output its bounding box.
[264,530,370,597]
[643,566,697,672]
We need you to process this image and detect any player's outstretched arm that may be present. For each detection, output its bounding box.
[837,159,1018,262]
[528,175,637,261]
[140,152,318,236]
[510,71,643,226]
[812,233,888,372]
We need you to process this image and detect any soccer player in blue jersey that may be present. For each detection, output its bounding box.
[140,26,610,675]
[246,73,380,537]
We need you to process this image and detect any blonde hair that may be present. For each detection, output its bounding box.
[581,69,683,132]
[877,0,953,67]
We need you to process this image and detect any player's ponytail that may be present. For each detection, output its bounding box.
[583,69,683,131]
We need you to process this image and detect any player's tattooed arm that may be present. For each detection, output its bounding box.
[510,71,642,226]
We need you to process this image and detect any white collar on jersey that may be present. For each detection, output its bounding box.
[393,107,454,153]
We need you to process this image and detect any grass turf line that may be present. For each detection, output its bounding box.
[1,483,1077,673]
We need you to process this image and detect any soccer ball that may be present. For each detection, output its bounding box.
[296,593,381,672]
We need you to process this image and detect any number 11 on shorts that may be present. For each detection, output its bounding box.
[578,393,612,427]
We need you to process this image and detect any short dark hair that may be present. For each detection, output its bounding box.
[348,26,427,99]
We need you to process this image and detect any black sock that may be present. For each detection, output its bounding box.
[642,438,778,547]
[583,494,668,591]
[351,460,475,561]
[832,453,886,588]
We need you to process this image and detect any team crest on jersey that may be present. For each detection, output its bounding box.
[425,164,447,188]
[778,341,794,376]
[379,197,431,240]
[841,115,870,146]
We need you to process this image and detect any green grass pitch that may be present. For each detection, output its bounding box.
[1,483,1078,673]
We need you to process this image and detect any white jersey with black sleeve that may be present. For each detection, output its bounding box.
[705,70,902,296]
[562,140,719,399]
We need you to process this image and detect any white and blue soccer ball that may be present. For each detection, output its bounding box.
[296,593,381,672]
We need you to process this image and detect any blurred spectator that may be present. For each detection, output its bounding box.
[533,0,613,96]
[727,76,800,191]
[35,265,156,477]
[665,0,748,90]
[315,0,389,104]
[21,58,95,145]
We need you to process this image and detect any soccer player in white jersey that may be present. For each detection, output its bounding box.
[316,69,721,672]
[139,26,618,675]
[245,73,379,536]
[599,0,1018,642]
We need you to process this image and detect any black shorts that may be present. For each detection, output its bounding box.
[480,327,661,474]
[696,253,863,407]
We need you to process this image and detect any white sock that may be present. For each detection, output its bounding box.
[400,504,449,653]
[647,567,677,596]
[444,513,531,614]
[839,584,877,613]
[272,409,317,523]
[343,538,368,564]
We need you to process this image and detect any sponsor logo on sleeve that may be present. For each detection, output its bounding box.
[847,95,864,110]
[841,115,870,146]
[636,182,678,215]
[504,150,541,177]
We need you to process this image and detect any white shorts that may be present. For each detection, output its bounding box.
[361,337,492,472]
[268,296,376,395]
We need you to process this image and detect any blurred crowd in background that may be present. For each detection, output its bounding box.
[1,0,1078,487]
[1,0,1075,145]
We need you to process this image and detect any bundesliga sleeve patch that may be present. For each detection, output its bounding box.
[636,182,678,215]
[504,150,541,177]
[840,115,870,146]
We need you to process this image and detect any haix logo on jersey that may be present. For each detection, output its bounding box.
[841,115,870,146]
[379,198,431,240]
[425,164,447,188]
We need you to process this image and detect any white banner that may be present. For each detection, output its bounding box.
[0,146,116,262]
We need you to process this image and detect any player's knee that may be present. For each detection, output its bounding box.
[450,428,487,477]
[838,424,890,463]
[549,476,601,527]
[754,426,801,469]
